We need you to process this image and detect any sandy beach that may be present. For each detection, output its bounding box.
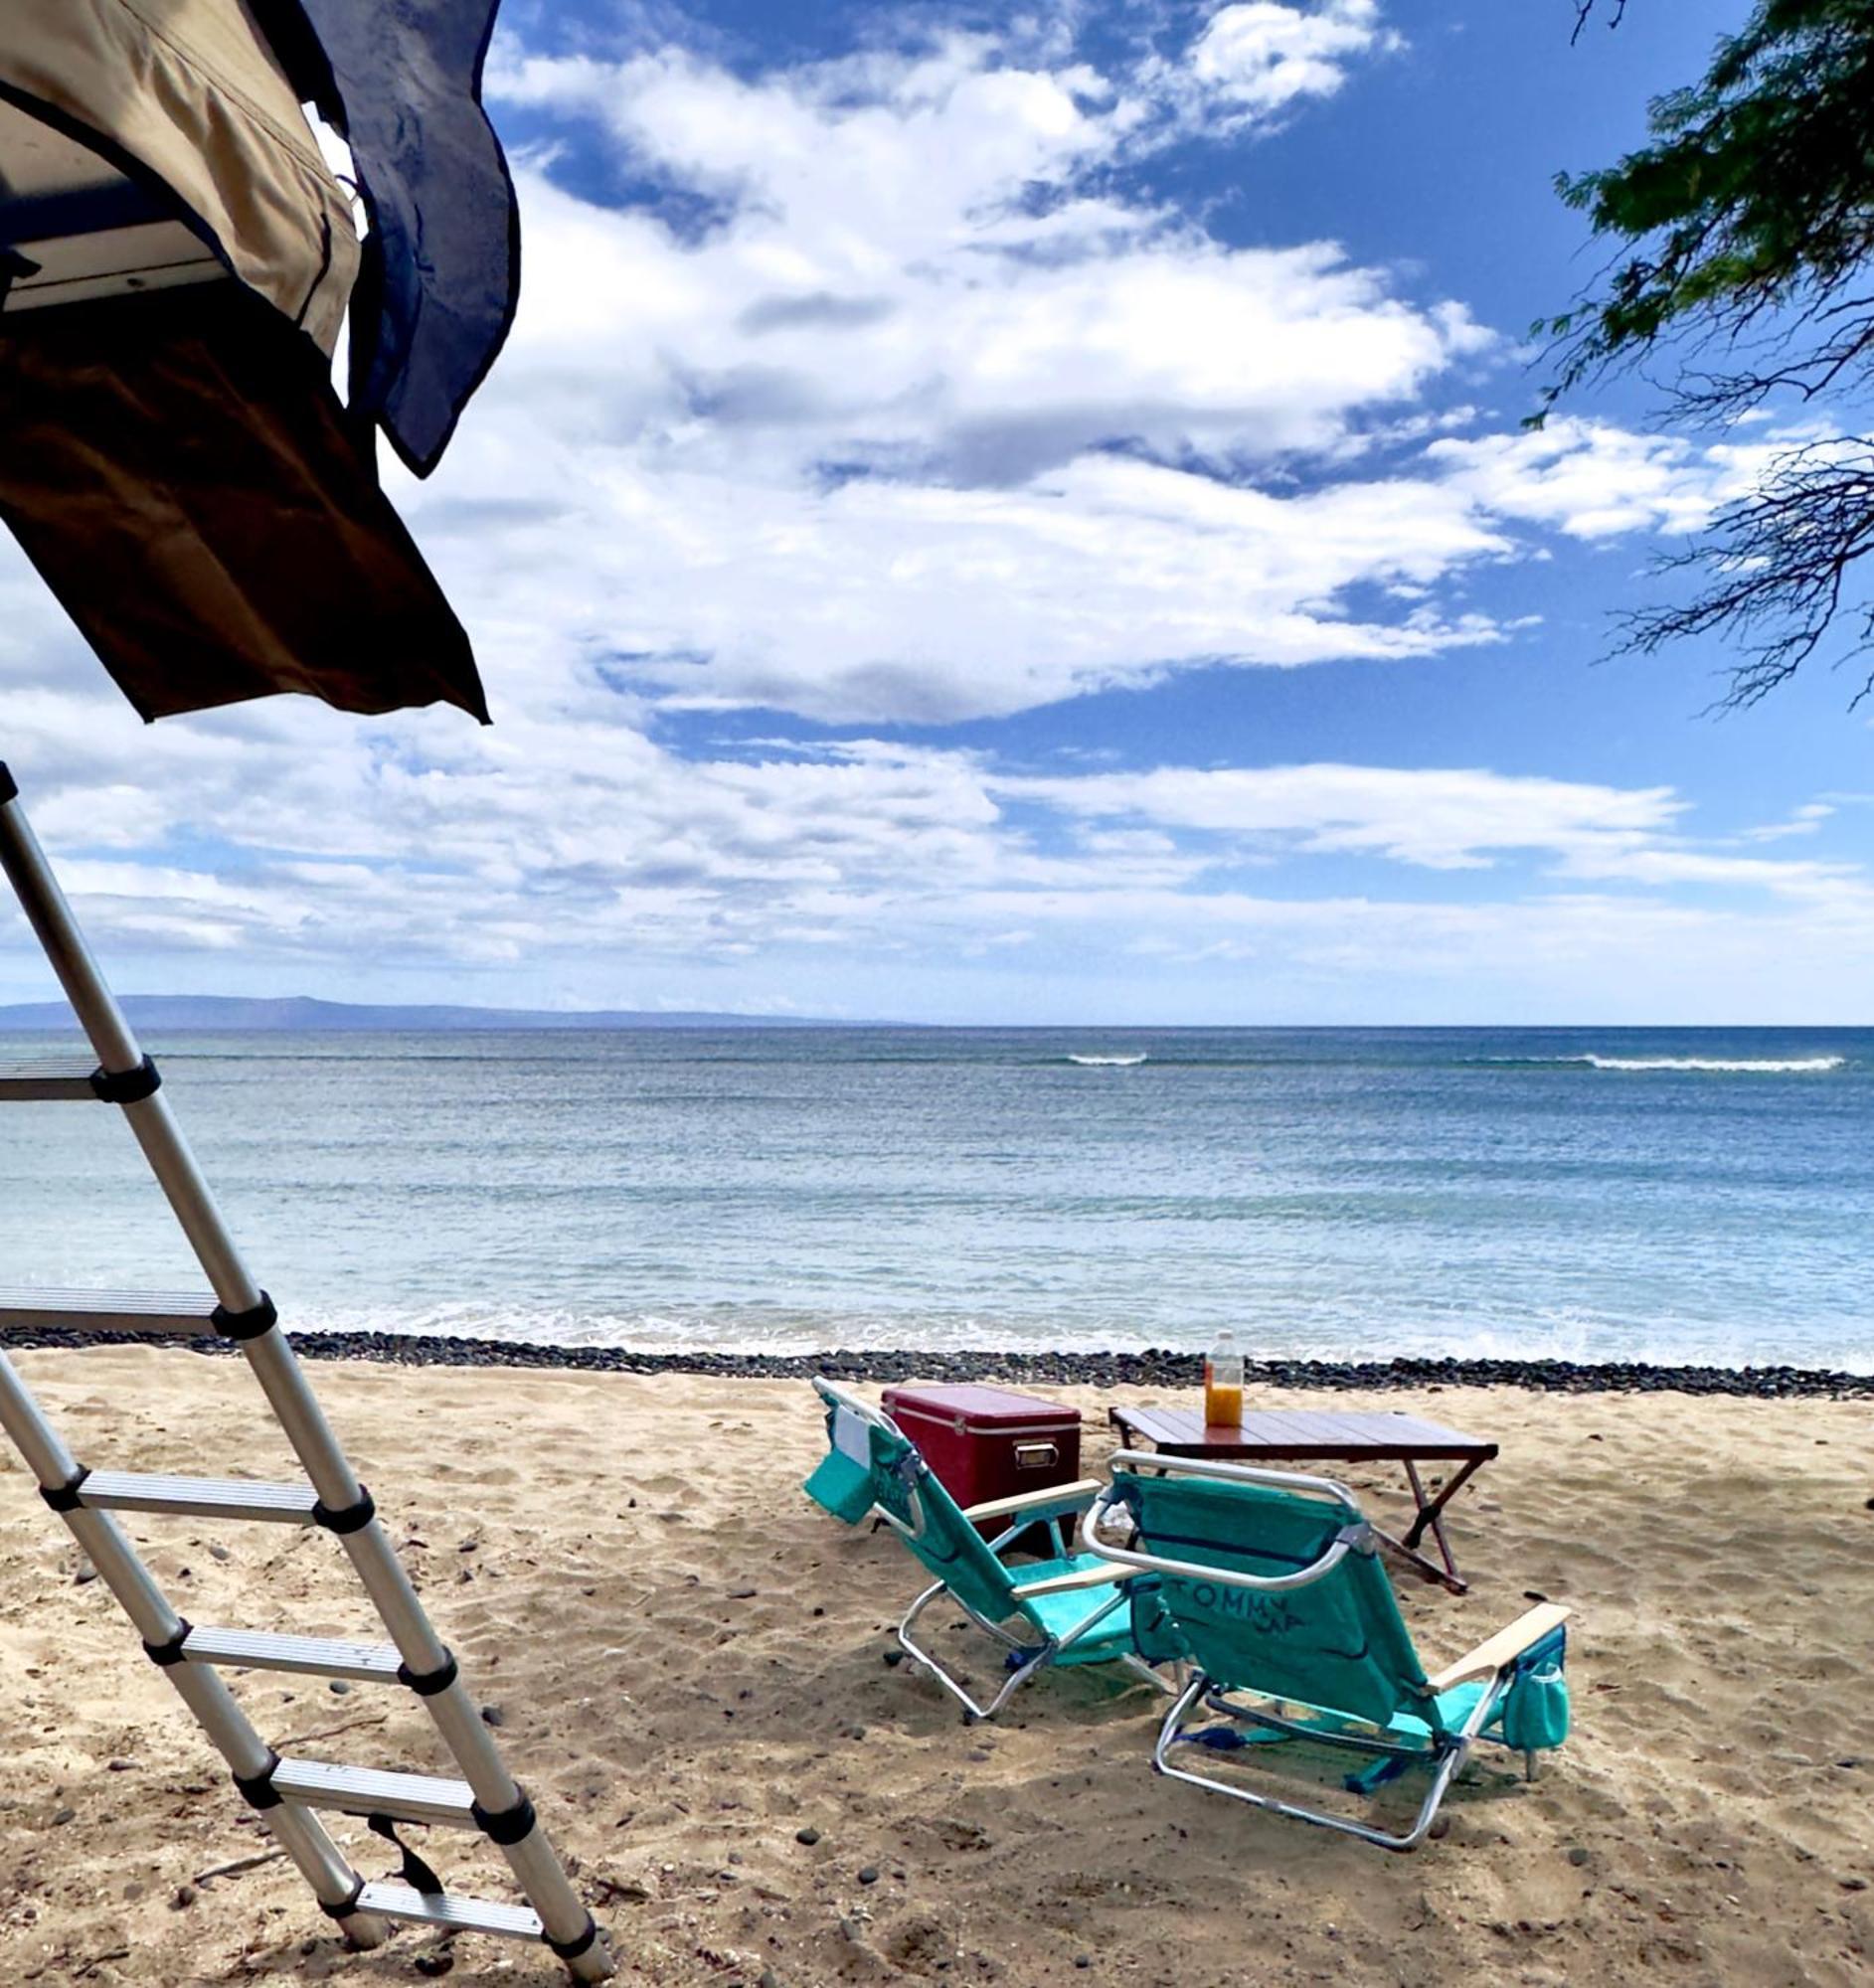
[1,1346,1869,1987]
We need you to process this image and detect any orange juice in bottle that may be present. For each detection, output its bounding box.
[1204,1329,1244,1428]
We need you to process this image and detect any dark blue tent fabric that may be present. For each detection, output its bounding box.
[259,0,519,477]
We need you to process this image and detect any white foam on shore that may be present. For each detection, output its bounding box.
[273,1302,1874,1375]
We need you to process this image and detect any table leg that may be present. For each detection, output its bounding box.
[1374,1528,1466,1597]
[1402,1455,1487,1584]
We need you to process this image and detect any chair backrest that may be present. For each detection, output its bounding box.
[805,1381,1020,1626]
[1101,1457,1431,1730]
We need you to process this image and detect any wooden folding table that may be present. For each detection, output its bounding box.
[1105,1405,1499,1593]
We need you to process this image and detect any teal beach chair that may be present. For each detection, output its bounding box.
[804,1379,1168,1722]
[1082,1452,1571,1849]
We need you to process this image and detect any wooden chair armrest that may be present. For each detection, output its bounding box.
[1425,1603,1571,1693]
[962,1478,1104,1524]
[1008,1564,1124,1599]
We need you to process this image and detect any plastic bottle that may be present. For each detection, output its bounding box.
[1204,1328,1244,1428]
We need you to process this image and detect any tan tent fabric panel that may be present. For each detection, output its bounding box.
[2,0,357,351]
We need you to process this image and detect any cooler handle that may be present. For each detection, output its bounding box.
[1014,1441,1060,1471]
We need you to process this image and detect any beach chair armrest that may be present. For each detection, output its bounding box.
[1008,1564,1124,1599]
[1425,1603,1571,1692]
[963,1479,1104,1525]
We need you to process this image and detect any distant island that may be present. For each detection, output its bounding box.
[0,995,838,1032]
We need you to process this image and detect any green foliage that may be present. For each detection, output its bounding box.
[1545,0,1874,402]
[1545,1,1874,706]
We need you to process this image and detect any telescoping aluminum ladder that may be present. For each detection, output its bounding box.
[0,762,614,1980]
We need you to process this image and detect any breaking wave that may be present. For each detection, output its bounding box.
[1581,1054,1844,1075]
[1067,1053,1148,1067]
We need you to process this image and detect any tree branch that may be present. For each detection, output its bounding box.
[1573,0,1628,46]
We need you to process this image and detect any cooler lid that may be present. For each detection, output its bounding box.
[882,1383,1079,1431]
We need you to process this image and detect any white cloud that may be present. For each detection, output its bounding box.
[488,42,1485,482]
[1,8,1863,1023]
[1183,1,1399,120]
[1001,761,1681,869]
[429,31,1772,733]
[408,432,1514,725]
[3,676,1867,1014]
[420,20,1532,725]
[1427,418,1782,541]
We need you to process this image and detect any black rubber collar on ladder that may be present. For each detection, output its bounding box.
[319,1873,367,1921]
[312,1486,376,1535]
[549,1915,601,1961]
[0,763,16,805]
[211,1292,278,1341]
[142,1617,193,1668]
[88,1058,161,1104]
[233,1748,283,1811]
[472,1790,537,1845]
[40,1466,90,1512]
[397,1649,458,1697]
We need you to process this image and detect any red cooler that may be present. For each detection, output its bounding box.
[881,1383,1083,1525]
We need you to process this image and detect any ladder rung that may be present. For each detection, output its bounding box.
[0,1288,219,1336]
[78,1470,319,1524]
[0,1057,99,1101]
[357,1883,545,1941]
[272,1759,478,1827]
[184,1627,405,1682]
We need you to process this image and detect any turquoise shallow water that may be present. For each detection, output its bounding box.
[1,1026,1868,1369]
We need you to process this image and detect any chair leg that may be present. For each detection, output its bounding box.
[1148,1674,1486,1853]
[896,1581,1053,1723]
[1118,1651,1182,1695]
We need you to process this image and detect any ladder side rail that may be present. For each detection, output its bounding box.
[0,776,611,1979]
[0,1350,389,1945]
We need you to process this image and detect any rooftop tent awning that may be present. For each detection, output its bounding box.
[0,0,489,725]
[256,0,522,476]
[0,0,357,348]
[0,99,225,311]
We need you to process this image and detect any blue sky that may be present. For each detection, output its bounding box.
[3,0,1871,1023]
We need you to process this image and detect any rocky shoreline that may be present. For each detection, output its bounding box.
[6,1327,1871,1398]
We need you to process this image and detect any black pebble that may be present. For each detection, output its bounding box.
[481,1704,505,1728]
[795,1827,820,1846]
[8,1325,1869,1399]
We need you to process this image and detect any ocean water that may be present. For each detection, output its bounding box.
[1,1026,1869,1371]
